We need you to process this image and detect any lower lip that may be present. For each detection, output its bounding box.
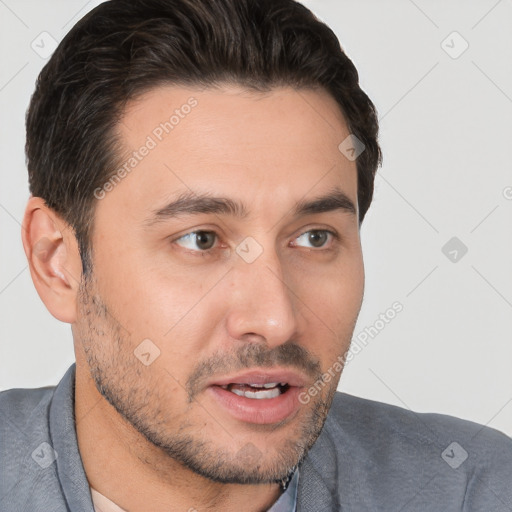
[207,385,303,425]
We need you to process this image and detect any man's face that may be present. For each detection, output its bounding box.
[74,85,364,484]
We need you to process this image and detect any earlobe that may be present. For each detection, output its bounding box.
[21,197,82,324]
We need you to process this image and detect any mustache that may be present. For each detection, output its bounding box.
[186,342,322,401]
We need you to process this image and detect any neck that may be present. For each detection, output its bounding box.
[74,359,283,512]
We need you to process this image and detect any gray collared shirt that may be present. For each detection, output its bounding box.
[3,363,512,511]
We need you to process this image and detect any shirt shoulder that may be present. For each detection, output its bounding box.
[300,392,512,511]
[0,385,69,511]
[0,385,56,455]
[329,391,512,451]
[0,384,55,427]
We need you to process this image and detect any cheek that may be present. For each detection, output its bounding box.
[92,239,212,335]
[299,253,364,315]
[298,257,364,362]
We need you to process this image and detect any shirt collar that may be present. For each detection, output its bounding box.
[91,469,299,512]
[268,468,299,512]
[49,364,96,511]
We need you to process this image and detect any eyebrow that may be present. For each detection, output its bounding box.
[144,187,356,227]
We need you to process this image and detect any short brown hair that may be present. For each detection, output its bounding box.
[26,0,382,276]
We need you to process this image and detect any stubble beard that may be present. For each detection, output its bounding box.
[76,275,342,485]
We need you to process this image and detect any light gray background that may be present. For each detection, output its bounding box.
[1,0,511,436]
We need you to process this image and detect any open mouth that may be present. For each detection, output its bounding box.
[207,370,305,424]
[219,382,290,399]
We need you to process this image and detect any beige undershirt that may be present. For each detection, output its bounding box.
[90,487,128,512]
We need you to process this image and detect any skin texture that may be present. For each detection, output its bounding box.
[22,85,365,512]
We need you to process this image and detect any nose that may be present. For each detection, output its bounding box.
[225,247,299,348]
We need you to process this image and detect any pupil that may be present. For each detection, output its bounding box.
[309,230,326,247]
[196,231,215,250]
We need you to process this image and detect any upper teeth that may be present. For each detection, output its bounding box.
[251,382,281,388]
[231,387,281,399]
[220,382,286,389]
[219,382,288,399]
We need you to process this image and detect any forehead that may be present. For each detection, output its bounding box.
[104,84,357,220]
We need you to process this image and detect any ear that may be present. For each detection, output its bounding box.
[21,196,83,323]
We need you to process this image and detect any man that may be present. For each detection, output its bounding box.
[1,0,511,510]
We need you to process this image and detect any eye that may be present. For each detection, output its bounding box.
[293,229,336,249]
[174,230,218,252]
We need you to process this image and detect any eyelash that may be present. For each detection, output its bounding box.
[173,229,340,257]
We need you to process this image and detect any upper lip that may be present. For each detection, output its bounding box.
[207,368,309,388]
